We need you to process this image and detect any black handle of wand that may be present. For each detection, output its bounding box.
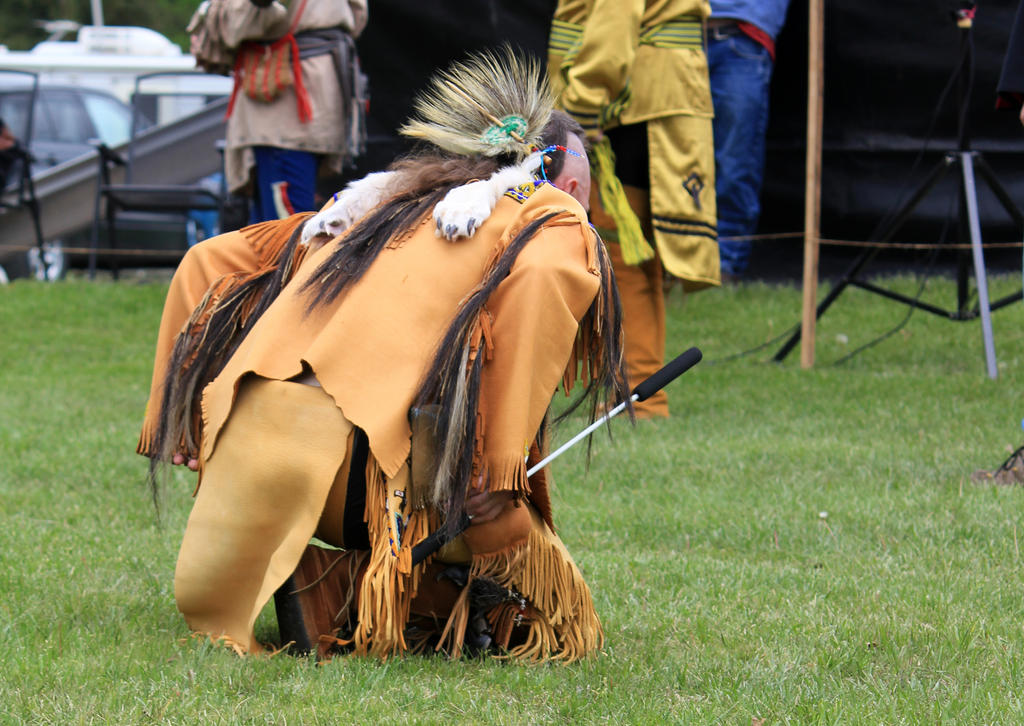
[410,513,472,567]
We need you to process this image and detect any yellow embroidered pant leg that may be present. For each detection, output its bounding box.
[606,240,668,418]
[647,114,720,290]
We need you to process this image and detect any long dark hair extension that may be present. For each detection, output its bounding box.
[410,212,634,539]
[146,220,308,509]
[552,232,632,460]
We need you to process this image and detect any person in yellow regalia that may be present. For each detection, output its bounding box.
[549,0,720,417]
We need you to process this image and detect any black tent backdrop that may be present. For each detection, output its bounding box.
[333,0,1024,279]
[344,0,557,174]
[762,0,1024,278]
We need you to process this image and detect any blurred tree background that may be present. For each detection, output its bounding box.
[0,0,197,51]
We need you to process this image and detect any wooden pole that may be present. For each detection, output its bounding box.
[800,0,824,368]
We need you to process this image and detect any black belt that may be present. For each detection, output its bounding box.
[296,28,355,115]
[294,28,367,162]
[708,21,744,41]
[296,27,351,60]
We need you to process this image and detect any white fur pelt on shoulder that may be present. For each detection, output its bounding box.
[301,152,541,246]
[300,171,400,246]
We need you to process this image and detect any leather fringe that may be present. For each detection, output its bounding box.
[352,459,430,659]
[499,521,604,663]
[437,512,602,663]
[479,453,532,497]
[136,414,157,458]
[435,582,472,657]
[244,215,308,264]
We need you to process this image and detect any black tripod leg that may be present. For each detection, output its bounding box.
[973,155,1024,228]
[773,155,955,362]
[773,247,877,361]
[956,167,971,312]
[989,289,1024,312]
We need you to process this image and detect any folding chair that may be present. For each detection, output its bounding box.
[89,71,225,280]
[0,70,46,270]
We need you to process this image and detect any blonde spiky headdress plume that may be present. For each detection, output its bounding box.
[399,46,553,161]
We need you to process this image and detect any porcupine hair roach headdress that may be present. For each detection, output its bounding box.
[398,45,553,161]
[303,45,554,310]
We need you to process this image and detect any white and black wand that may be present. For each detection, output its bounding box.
[410,346,703,566]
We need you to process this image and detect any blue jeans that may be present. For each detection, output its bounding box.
[250,146,319,224]
[708,30,774,276]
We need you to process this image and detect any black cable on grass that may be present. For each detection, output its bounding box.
[704,324,800,366]
[831,210,951,368]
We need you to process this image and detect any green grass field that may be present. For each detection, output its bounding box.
[2,272,1023,724]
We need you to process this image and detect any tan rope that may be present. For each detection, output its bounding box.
[2,245,190,257]
[716,231,1024,250]
[818,237,1024,250]
[4,232,1022,260]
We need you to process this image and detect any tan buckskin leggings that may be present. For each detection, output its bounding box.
[174,377,354,653]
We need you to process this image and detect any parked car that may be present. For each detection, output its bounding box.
[0,81,150,175]
[0,29,235,282]
[0,81,151,280]
[0,78,234,281]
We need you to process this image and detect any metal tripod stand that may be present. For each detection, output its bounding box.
[774,4,1023,379]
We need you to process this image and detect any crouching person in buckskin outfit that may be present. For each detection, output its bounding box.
[144,49,629,661]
